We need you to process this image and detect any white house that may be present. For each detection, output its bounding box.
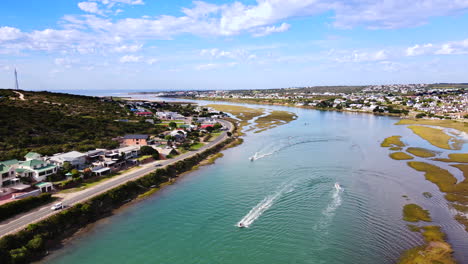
[49,151,87,169]
[17,159,58,182]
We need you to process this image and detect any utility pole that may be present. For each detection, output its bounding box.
[14,68,19,90]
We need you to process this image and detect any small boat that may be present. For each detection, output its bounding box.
[238,223,245,228]
[249,156,254,161]
[334,182,342,191]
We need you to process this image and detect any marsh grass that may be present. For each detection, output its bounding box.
[407,126,459,150]
[406,147,437,158]
[254,110,297,133]
[403,203,432,222]
[398,225,455,264]
[390,152,414,160]
[396,119,468,133]
[381,136,405,148]
[435,153,468,163]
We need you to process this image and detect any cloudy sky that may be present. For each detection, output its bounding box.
[1,0,468,91]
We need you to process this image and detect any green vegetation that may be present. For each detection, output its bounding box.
[402,204,432,222]
[407,162,457,193]
[435,153,468,163]
[397,119,468,133]
[407,126,460,150]
[207,104,264,130]
[0,90,164,160]
[0,194,53,222]
[381,136,405,148]
[254,110,297,133]
[406,147,437,158]
[189,143,204,150]
[390,152,414,160]
[398,225,455,264]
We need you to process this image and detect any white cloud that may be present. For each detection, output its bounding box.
[112,44,143,53]
[335,49,389,63]
[406,44,434,56]
[252,23,290,37]
[78,2,104,15]
[119,55,142,63]
[195,62,238,70]
[0,27,24,41]
[146,58,158,65]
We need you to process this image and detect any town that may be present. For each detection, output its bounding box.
[154,83,468,120]
[0,96,229,208]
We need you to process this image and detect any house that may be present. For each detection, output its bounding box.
[17,159,58,182]
[0,161,17,187]
[24,152,42,161]
[49,151,87,169]
[106,146,140,160]
[170,130,187,142]
[123,134,149,146]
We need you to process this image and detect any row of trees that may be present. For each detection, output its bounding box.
[0,194,53,222]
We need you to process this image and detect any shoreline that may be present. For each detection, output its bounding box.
[0,120,242,264]
[36,147,239,263]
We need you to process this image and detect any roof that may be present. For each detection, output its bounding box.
[123,134,149,140]
[36,182,53,188]
[35,164,57,172]
[51,151,86,161]
[24,152,41,159]
[20,159,45,168]
[136,112,153,115]
[0,159,19,167]
[92,167,111,173]
[15,168,33,173]
[0,164,11,174]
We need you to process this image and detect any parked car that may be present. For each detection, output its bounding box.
[154,163,162,167]
[51,202,63,211]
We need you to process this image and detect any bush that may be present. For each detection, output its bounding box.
[0,194,53,222]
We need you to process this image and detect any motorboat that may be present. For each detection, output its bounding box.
[334,182,342,191]
[238,222,245,228]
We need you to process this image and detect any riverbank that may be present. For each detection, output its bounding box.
[0,121,240,264]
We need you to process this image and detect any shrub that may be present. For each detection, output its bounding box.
[0,194,53,222]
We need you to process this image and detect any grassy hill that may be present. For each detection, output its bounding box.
[0,90,161,160]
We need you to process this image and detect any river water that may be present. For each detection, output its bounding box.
[43,98,468,264]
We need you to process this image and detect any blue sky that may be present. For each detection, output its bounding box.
[1,0,468,91]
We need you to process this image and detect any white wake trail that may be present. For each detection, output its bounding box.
[314,183,344,232]
[237,184,293,228]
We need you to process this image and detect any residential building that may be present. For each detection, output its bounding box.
[123,134,149,146]
[17,159,58,182]
[0,161,17,187]
[49,151,87,169]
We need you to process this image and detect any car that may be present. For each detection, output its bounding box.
[154,164,162,167]
[51,202,63,211]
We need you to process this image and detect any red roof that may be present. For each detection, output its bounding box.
[136,112,153,115]
[201,124,214,128]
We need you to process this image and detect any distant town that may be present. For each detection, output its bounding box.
[152,83,468,120]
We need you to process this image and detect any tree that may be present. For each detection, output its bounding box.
[206,126,214,133]
[140,146,157,155]
[213,123,222,130]
[169,122,177,129]
[227,132,232,137]
[62,161,72,173]
[151,151,160,160]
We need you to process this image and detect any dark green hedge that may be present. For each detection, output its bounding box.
[0,136,235,264]
[0,193,53,222]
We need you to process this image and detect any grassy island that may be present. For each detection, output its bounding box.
[435,153,468,163]
[406,147,437,158]
[381,136,405,148]
[390,152,414,160]
[407,126,460,150]
[403,204,432,222]
[398,225,455,264]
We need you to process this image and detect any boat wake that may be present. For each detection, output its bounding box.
[237,183,294,228]
[314,183,344,232]
[250,136,345,162]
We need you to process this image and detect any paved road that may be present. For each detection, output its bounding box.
[0,119,233,237]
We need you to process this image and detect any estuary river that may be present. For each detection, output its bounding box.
[43,99,468,264]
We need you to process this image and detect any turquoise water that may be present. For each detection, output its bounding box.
[44,104,468,264]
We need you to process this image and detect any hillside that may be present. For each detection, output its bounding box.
[0,90,160,160]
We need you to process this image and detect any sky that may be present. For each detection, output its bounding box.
[1,0,468,91]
